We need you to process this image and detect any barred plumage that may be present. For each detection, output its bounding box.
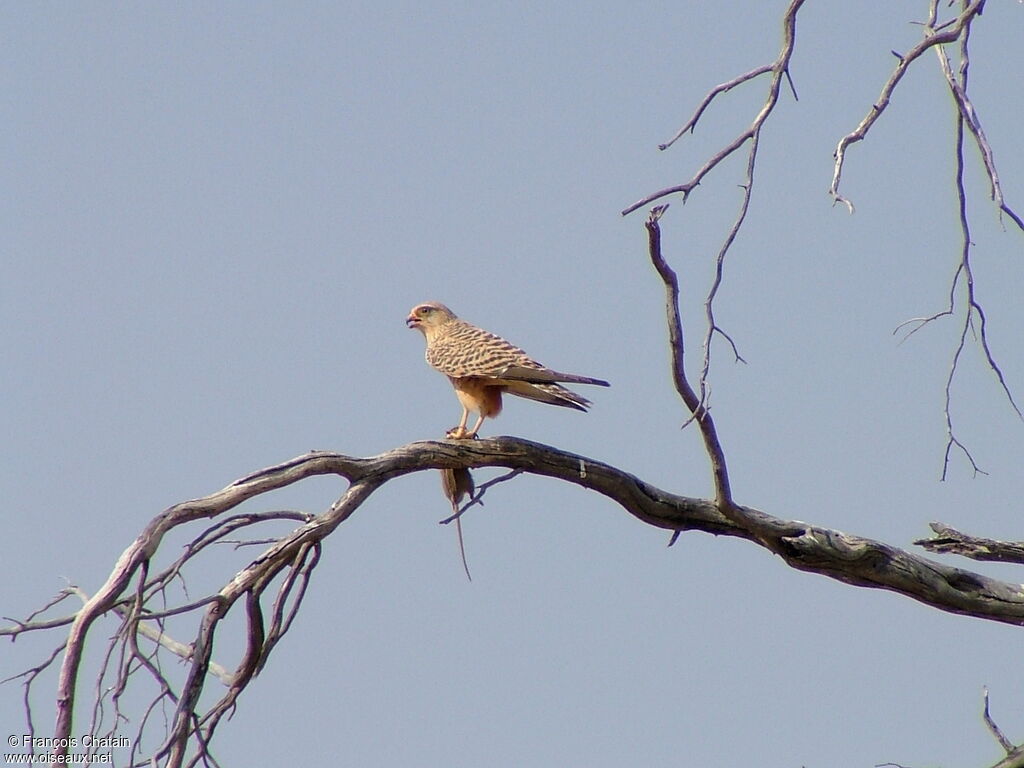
[406,301,609,438]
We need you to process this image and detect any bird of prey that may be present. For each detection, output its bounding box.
[406,301,610,438]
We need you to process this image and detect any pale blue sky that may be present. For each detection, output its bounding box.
[3,2,1024,766]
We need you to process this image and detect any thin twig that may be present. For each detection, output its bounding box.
[983,687,1015,754]
[439,468,524,525]
[622,0,805,216]
[1,641,66,746]
[935,25,1024,232]
[658,64,773,151]
[1,586,84,639]
[829,0,987,211]
[698,138,755,403]
[885,5,1022,478]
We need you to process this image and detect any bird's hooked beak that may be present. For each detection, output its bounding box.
[405,313,420,329]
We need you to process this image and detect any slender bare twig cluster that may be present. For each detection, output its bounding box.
[627,0,1021,478]
[623,0,804,417]
[621,0,804,217]
[891,1,1024,478]
[618,1,1021,759]
[2,485,346,767]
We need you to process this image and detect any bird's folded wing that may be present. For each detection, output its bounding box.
[497,364,610,387]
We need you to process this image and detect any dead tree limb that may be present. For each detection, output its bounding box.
[917,523,1024,565]
[6,447,1024,763]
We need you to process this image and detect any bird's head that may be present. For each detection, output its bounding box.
[406,302,457,335]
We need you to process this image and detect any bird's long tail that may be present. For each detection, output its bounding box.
[498,364,610,387]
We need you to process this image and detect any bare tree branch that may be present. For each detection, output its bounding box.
[2,587,81,639]
[987,745,1024,768]
[934,16,1024,233]
[698,133,754,402]
[622,0,804,217]
[1,433,1017,755]
[984,687,1016,755]
[916,523,1024,565]
[440,468,523,526]
[645,206,734,518]
[992,745,1024,768]
[1,641,66,744]
[656,63,774,152]
[884,7,1024,479]
[829,0,987,211]
[626,0,1019,491]
[7,441,1024,762]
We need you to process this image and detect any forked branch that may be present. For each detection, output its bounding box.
[829,0,988,211]
[622,0,804,217]
[889,8,1022,477]
[7,439,1024,764]
[645,206,733,514]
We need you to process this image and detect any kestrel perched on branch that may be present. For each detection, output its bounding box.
[406,302,610,438]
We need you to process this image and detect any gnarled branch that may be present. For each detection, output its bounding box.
[6,441,1024,764]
